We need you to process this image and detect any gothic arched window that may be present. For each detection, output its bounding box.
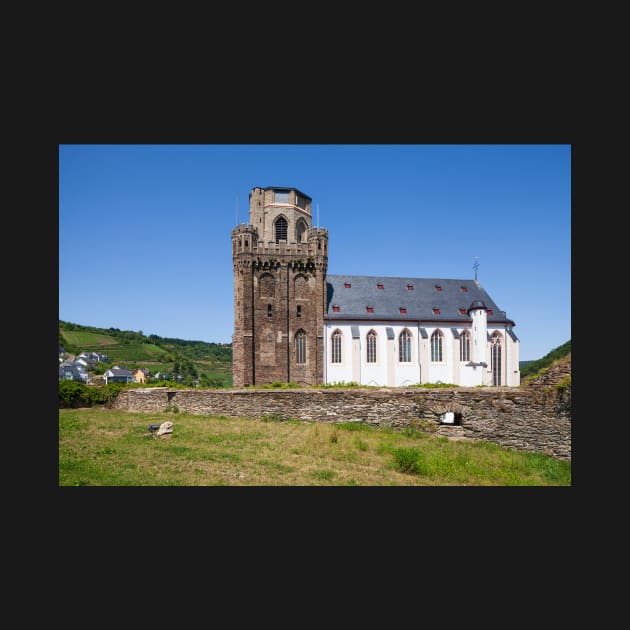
[331,329,342,364]
[460,330,471,362]
[275,216,288,243]
[491,332,502,386]
[399,329,411,363]
[367,330,377,363]
[431,330,443,362]
[295,330,306,365]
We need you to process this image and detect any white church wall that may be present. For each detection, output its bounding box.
[389,323,421,386]
[422,326,454,384]
[499,326,520,387]
[324,323,355,384]
[509,335,520,386]
[460,363,484,387]
[324,321,520,387]
[356,324,389,386]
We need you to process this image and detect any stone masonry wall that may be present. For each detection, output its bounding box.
[113,383,571,460]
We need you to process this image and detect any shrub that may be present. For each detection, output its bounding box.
[58,381,92,407]
[391,447,429,475]
[317,381,361,388]
[556,375,571,392]
[260,413,285,422]
[411,382,459,388]
[58,381,129,408]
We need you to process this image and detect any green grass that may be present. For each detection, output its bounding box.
[59,408,571,486]
[60,330,119,346]
[98,343,168,362]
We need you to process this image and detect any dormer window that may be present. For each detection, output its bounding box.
[377,283,384,289]
[487,309,493,315]
[344,282,351,288]
[407,284,414,291]
[399,308,407,314]
[433,308,440,315]
[459,308,467,315]
[460,286,468,293]
[366,306,374,313]
[435,285,442,292]
[332,305,340,313]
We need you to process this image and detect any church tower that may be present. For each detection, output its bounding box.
[232,187,328,387]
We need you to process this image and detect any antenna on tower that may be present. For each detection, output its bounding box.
[317,203,320,229]
[473,256,480,281]
[235,194,238,226]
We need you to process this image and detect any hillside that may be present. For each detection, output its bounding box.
[59,321,232,387]
[519,340,571,380]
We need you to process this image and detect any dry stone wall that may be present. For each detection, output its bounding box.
[113,382,571,460]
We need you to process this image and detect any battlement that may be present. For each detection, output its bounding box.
[233,241,327,259]
[308,227,328,238]
[232,220,328,258]
[231,223,258,236]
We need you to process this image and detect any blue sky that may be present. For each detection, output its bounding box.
[59,144,571,361]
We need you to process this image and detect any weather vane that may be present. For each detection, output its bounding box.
[473,257,479,281]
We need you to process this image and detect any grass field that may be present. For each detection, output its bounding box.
[59,408,571,486]
[98,343,168,362]
[60,330,119,346]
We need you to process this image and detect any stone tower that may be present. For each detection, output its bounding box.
[231,186,328,387]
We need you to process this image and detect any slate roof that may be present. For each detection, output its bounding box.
[325,275,515,325]
[60,360,87,372]
[107,366,133,377]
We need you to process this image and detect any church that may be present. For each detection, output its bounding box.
[232,186,520,388]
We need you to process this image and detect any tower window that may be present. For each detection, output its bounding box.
[431,330,443,362]
[275,191,289,203]
[331,330,342,364]
[296,219,307,243]
[295,330,306,364]
[267,304,272,318]
[297,305,302,318]
[275,217,288,242]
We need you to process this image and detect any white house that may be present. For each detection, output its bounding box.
[323,275,519,387]
[103,366,134,385]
